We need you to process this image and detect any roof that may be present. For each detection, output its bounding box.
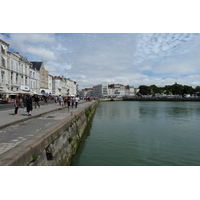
[31,62,43,70]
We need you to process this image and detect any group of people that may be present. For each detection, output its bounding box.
[56,95,80,110]
[14,94,34,116]
[13,94,81,116]
[13,94,47,116]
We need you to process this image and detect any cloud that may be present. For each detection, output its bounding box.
[27,46,57,61]
[1,33,200,89]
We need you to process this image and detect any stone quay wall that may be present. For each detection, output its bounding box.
[27,101,99,166]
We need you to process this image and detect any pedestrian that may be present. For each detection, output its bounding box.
[54,96,57,103]
[14,95,20,116]
[34,95,40,109]
[75,96,79,108]
[43,95,48,105]
[58,95,62,106]
[26,94,33,116]
[64,97,67,107]
[67,96,71,111]
[71,97,75,108]
[22,95,27,111]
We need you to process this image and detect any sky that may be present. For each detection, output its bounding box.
[1,33,200,90]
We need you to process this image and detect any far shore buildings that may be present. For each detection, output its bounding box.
[0,38,77,97]
[81,84,137,97]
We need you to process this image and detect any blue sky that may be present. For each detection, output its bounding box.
[1,33,200,89]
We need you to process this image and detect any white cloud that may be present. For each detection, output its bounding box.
[27,46,57,61]
[1,33,200,89]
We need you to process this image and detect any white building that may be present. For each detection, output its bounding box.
[52,76,77,96]
[93,84,108,97]
[80,88,93,97]
[108,84,126,97]
[0,39,10,93]
[0,39,39,95]
[0,38,78,97]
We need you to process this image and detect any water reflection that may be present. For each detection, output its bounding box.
[72,101,200,166]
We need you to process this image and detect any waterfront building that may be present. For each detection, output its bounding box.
[0,38,78,97]
[0,39,10,93]
[80,88,93,97]
[48,74,53,94]
[108,84,125,96]
[107,84,135,97]
[52,76,77,96]
[93,84,108,97]
[0,39,39,95]
[31,62,49,94]
[125,85,135,96]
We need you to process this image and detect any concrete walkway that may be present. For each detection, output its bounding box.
[0,100,95,164]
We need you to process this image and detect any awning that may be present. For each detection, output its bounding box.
[11,85,19,88]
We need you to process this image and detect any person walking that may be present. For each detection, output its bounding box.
[26,94,33,116]
[34,95,40,109]
[67,96,71,111]
[43,95,48,105]
[75,96,79,108]
[14,95,20,116]
[71,97,75,108]
[58,95,62,106]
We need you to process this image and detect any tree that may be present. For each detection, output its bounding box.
[171,83,183,95]
[149,85,162,96]
[139,85,151,95]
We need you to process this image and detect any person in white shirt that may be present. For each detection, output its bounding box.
[75,96,79,108]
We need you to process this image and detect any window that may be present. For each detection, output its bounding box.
[1,71,5,82]
[16,62,19,72]
[11,60,14,70]
[25,77,27,85]
[16,73,18,84]
[30,71,32,78]
[33,81,35,89]
[20,65,23,73]
[1,45,5,54]
[21,75,23,84]
[11,72,13,84]
[1,56,6,67]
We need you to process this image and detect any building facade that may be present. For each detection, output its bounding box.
[92,84,108,97]
[52,76,77,96]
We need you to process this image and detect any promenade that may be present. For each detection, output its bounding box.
[0,100,95,165]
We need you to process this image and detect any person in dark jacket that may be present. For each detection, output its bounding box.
[26,94,33,116]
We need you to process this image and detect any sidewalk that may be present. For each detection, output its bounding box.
[0,102,61,129]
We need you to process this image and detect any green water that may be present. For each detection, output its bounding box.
[71,101,200,166]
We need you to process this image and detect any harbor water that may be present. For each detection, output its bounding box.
[71,101,200,166]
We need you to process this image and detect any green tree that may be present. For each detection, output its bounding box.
[139,85,151,95]
[183,85,194,95]
[149,85,162,96]
[171,83,183,95]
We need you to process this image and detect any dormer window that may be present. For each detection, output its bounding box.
[1,45,5,54]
